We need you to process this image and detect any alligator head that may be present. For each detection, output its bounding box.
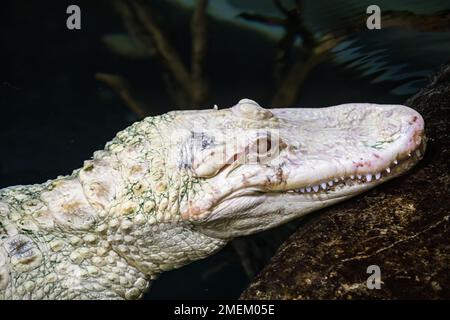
[146,99,426,239]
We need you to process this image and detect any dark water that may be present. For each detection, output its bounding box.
[1,0,449,299]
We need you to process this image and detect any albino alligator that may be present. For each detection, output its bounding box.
[0,99,425,299]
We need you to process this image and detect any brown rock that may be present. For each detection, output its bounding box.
[241,65,450,300]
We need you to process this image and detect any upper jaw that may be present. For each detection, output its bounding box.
[275,134,426,196]
[265,103,426,194]
[279,145,424,197]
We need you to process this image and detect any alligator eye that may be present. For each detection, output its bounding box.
[247,132,279,164]
[256,136,272,155]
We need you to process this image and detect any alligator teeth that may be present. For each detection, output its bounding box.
[292,164,398,195]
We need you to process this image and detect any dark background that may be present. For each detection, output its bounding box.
[1,0,449,299]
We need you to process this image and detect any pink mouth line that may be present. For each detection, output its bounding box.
[286,136,426,194]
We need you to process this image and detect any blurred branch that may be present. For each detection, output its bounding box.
[95,73,149,118]
[329,10,450,38]
[241,1,450,106]
[240,0,322,105]
[126,0,192,96]
[382,10,450,32]
[105,1,449,116]
[273,0,291,16]
[115,0,157,58]
[272,34,343,106]
[238,13,285,26]
[108,0,211,111]
[273,31,295,83]
[191,0,209,105]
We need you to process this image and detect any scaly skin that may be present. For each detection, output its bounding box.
[0,99,425,299]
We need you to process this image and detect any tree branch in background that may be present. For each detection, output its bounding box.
[114,0,157,58]
[126,0,192,98]
[331,9,450,37]
[382,10,450,32]
[271,34,343,106]
[273,0,291,16]
[191,0,210,106]
[95,73,149,118]
[240,0,324,106]
[104,1,449,115]
[237,13,286,27]
[105,0,211,110]
[241,1,450,106]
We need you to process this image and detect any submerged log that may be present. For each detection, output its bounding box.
[241,64,450,299]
